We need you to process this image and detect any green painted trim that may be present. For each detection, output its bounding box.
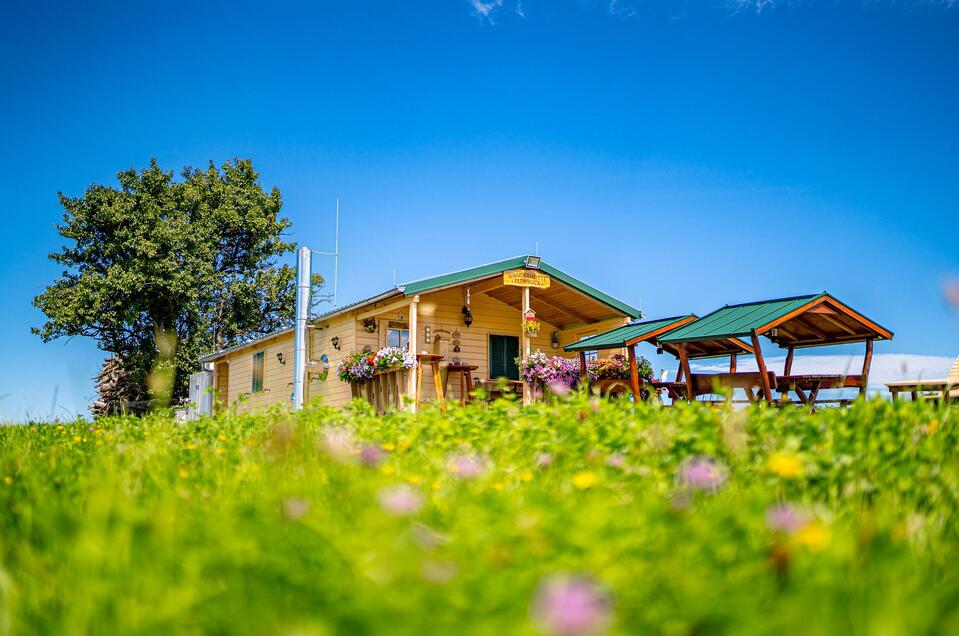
[564,315,693,351]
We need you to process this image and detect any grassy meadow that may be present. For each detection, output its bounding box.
[1,396,958,635]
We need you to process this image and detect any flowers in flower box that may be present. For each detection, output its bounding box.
[522,315,542,336]
[373,346,416,372]
[516,351,582,390]
[337,351,376,384]
[586,353,653,382]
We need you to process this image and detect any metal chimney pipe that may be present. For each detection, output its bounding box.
[292,246,311,411]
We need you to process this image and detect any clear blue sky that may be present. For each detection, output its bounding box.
[2,1,957,420]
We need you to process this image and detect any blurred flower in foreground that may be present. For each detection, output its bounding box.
[421,560,458,584]
[944,277,959,311]
[765,503,810,534]
[536,452,554,469]
[548,382,571,397]
[606,453,626,469]
[322,427,357,461]
[378,485,424,516]
[359,444,384,467]
[448,453,487,479]
[531,575,613,636]
[768,452,803,479]
[795,520,831,552]
[283,497,310,521]
[677,456,728,492]
[572,471,598,490]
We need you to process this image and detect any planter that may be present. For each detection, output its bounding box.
[350,367,411,414]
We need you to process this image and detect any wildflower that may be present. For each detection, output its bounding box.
[765,503,810,534]
[381,464,397,476]
[185,442,197,450]
[3,476,12,486]
[536,452,554,469]
[572,471,598,490]
[548,382,571,396]
[531,575,613,636]
[448,453,487,479]
[178,469,189,479]
[359,445,384,467]
[606,453,626,469]
[73,435,82,443]
[282,497,310,521]
[407,475,423,485]
[927,420,940,435]
[217,433,227,441]
[768,452,803,479]
[214,447,224,456]
[795,520,831,552]
[677,456,728,492]
[411,522,448,549]
[382,442,396,452]
[491,481,505,491]
[378,485,424,516]
[520,469,534,482]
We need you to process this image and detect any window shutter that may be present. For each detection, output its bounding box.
[489,335,520,381]
[504,336,520,381]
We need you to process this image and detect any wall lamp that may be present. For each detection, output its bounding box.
[331,336,341,350]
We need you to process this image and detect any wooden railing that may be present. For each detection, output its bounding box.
[350,368,411,415]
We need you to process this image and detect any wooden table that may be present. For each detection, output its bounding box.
[886,379,955,401]
[777,375,862,405]
[415,354,446,410]
[444,364,479,406]
[654,372,777,404]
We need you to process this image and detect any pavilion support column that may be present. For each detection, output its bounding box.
[677,344,694,403]
[729,353,737,373]
[751,331,773,405]
[627,345,642,401]
[860,338,874,398]
[522,287,532,405]
[675,365,684,382]
[579,351,588,385]
[408,295,419,413]
[780,346,795,401]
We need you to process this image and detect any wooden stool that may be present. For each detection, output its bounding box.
[415,354,446,411]
[444,364,479,406]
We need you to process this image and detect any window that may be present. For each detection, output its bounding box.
[489,335,520,381]
[387,321,410,349]
[251,351,265,393]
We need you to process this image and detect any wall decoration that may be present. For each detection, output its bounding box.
[310,353,330,382]
[362,317,378,333]
[452,330,462,352]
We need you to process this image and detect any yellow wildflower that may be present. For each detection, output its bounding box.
[381,464,396,476]
[795,521,831,552]
[519,469,533,482]
[397,440,411,452]
[491,481,505,491]
[407,475,423,485]
[768,452,803,479]
[217,433,227,441]
[431,481,442,491]
[927,420,940,434]
[572,471,598,490]
[185,442,197,450]
[3,476,12,486]
[73,435,82,443]
[214,447,224,456]
[382,443,395,452]
[178,469,189,479]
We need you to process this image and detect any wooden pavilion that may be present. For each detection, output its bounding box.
[658,293,893,405]
[564,315,755,400]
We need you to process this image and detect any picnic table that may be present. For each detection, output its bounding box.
[886,379,956,401]
[777,374,863,405]
[653,371,777,403]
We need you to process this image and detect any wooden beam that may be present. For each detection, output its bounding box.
[792,316,830,341]
[531,294,592,325]
[751,331,773,405]
[784,346,795,376]
[860,338,874,397]
[678,343,694,403]
[408,296,419,413]
[624,316,698,348]
[729,353,737,373]
[522,287,531,406]
[627,346,641,401]
[356,296,412,322]
[817,313,857,335]
[469,276,506,295]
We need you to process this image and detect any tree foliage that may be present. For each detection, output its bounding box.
[34,158,320,411]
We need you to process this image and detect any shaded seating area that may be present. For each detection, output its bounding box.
[564,315,756,401]
[658,293,893,405]
[887,355,959,402]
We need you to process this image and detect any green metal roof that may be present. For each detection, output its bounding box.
[659,294,825,344]
[565,315,693,352]
[401,255,642,318]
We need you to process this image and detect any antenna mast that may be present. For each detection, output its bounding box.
[311,198,340,308]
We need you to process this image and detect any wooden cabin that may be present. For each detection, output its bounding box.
[200,256,642,412]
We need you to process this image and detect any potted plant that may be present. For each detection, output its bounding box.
[337,351,376,398]
[521,314,541,337]
[516,351,582,399]
[586,353,653,399]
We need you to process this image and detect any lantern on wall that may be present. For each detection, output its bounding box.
[462,305,473,328]
[551,331,560,349]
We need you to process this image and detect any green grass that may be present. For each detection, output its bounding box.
[2,397,959,635]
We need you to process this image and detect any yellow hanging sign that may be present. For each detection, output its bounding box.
[503,269,551,289]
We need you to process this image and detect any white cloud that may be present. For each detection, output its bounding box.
[690,353,955,396]
[467,0,505,19]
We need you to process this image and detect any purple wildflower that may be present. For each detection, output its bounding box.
[448,453,487,479]
[359,444,384,467]
[606,453,626,469]
[677,456,728,492]
[378,485,424,516]
[536,452,554,469]
[282,497,310,521]
[531,575,613,636]
[765,503,811,534]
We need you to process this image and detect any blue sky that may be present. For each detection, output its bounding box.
[1,0,958,419]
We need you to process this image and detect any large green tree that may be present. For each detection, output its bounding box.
[34,158,319,413]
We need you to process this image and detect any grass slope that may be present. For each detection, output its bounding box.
[1,397,958,635]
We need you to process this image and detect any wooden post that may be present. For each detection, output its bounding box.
[522,287,531,405]
[860,338,874,397]
[677,343,694,403]
[729,353,737,373]
[627,345,641,401]
[784,346,795,376]
[579,351,588,384]
[751,331,773,405]
[408,296,419,413]
[675,365,684,382]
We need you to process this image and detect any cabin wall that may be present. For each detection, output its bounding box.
[216,331,296,413]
